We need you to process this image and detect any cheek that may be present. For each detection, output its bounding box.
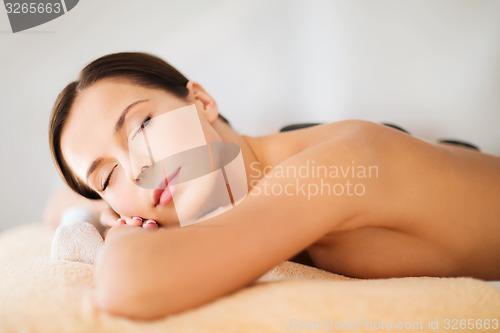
[105,173,144,217]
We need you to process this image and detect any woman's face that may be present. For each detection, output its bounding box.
[61,78,221,227]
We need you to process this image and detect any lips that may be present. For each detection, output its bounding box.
[153,168,180,206]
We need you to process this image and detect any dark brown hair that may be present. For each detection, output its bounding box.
[49,52,228,200]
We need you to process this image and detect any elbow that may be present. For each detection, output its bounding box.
[93,272,142,320]
[94,285,171,321]
[93,233,178,320]
[93,276,138,319]
[93,228,223,320]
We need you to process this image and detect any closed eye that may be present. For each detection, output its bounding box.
[102,164,118,191]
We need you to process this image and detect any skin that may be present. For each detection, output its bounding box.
[59,77,500,320]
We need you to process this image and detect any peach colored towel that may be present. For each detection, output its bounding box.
[0,223,499,333]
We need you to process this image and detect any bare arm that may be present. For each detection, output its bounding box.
[94,121,382,320]
[43,184,112,228]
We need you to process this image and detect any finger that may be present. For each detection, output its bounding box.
[100,207,120,228]
[142,219,158,230]
[113,218,126,226]
[125,216,143,227]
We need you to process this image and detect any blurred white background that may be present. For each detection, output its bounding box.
[0,0,499,229]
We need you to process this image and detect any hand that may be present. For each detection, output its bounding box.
[102,215,159,241]
[101,207,159,230]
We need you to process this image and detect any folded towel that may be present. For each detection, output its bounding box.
[50,207,104,265]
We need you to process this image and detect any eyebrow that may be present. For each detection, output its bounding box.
[86,99,149,184]
[86,158,104,183]
[114,99,149,134]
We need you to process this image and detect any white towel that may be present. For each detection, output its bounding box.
[50,207,104,265]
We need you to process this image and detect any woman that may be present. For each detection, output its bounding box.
[49,52,500,320]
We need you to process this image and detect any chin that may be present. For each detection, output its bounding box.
[168,173,230,226]
[152,208,180,228]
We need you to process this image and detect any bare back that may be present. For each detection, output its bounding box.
[268,123,500,279]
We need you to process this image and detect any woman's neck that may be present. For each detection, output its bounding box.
[212,119,270,189]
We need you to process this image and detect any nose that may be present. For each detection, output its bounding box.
[117,141,156,186]
[134,165,151,185]
[114,151,140,185]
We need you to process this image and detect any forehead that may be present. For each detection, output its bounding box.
[59,79,172,183]
[73,78,158,115]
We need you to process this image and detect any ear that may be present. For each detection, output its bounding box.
[186,81,219,124]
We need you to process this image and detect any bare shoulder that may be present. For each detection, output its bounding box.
[248,120,385,166]
[250,120,418,232]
